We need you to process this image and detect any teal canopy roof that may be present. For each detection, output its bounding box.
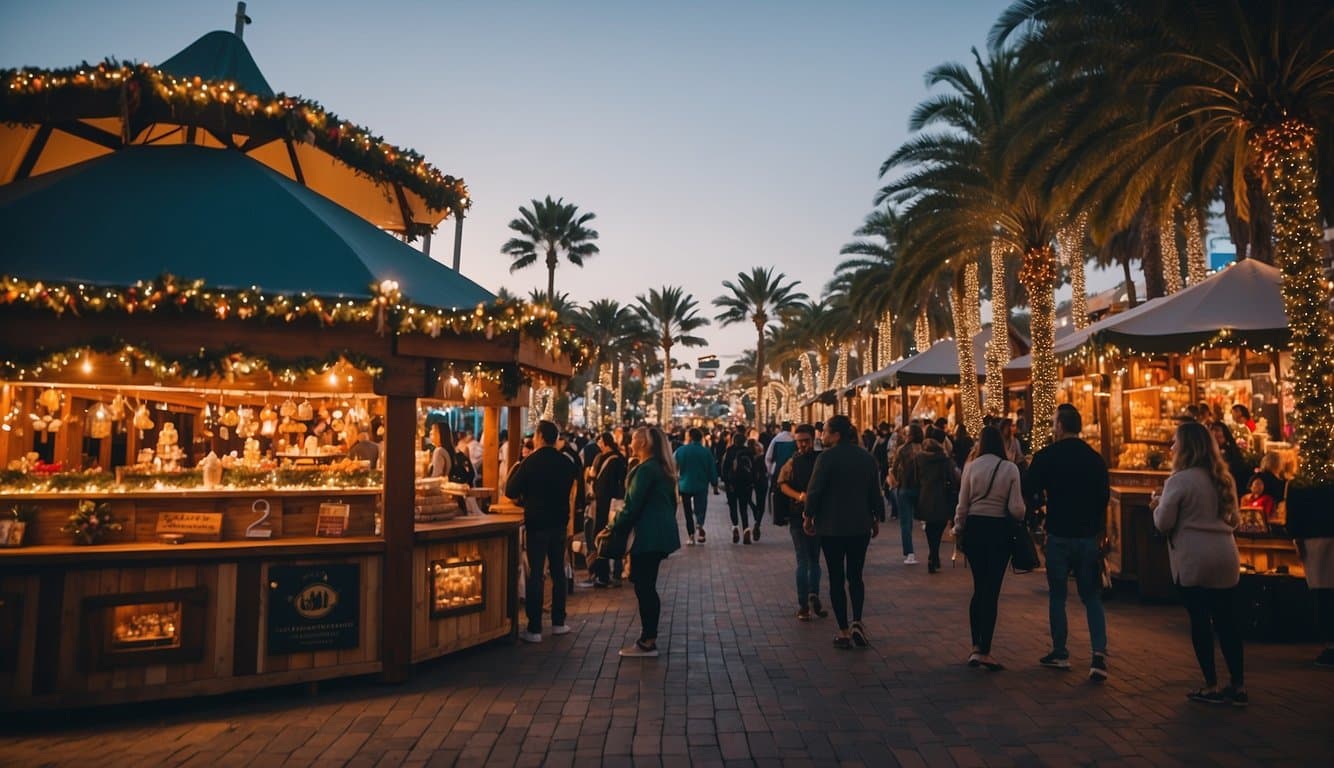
[0,145,494,310]
[158,30,275,98]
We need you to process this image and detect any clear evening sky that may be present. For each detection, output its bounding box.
[4,0,1147,364]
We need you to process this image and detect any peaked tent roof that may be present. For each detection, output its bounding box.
[158,30,275,98]
[847,327,991,393]
[0,145,493,309]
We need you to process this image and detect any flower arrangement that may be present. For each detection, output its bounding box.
[61,500,122,545]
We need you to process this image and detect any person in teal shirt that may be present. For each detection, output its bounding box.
[674,427,718,544]
[609,426,682,657]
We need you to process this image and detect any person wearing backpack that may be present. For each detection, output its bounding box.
[720,430,757,544]
[748,438,768,541]
[674,428,718,545]
[915,433,961,573]
[888,423,925,564]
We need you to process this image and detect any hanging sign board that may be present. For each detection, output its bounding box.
[155,512,223,541]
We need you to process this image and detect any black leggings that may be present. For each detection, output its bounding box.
[924,520,948,565]
[1179,585,1244,688]
[963,516,1011,654]
[630,551,666,642]
[820,535,871,630]
[728,486,753,528]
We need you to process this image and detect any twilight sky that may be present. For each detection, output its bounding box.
[4,0,1138,363]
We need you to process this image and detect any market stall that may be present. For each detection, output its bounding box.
[843,328,997,428]
[0,28,571,710]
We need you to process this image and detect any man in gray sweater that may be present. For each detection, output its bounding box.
[1023,405,1111,681]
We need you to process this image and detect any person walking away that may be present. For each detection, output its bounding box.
[721,431,757,543]
[777,424,826,620]
[1023,405,1112,681]
[889,424,925,564]
[765,421,798,539]
[749,438,769,540]
[915,435,960,573]
[606,427,682,657]
[953,425,1026,671]
[1151,422,1246,705]
[871,422,893,495]
[582,433,627,588]
[804,415,883,648]
[674,428,717,545]
[505,420,579,643]
[951,423,974,473]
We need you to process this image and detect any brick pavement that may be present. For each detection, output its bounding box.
[3,510,1333,767]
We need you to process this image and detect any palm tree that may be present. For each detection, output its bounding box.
[713,267,808,431]
[635,286,710,425]
[500,196,599,299]
[995,0,1334,480]
[526,289,577,323]
[574,299,643,426]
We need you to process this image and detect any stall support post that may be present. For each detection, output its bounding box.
[504,407,523,501]
[481,405,500,490]
[381,394,416,684]
[900,384,910,426]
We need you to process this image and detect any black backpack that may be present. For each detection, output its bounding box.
[731,449,755,486]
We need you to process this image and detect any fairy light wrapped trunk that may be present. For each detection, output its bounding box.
[985,240,1010,416]
[1160,205,1183,295]
[1021,245,1060,453]
[951,275,983,436]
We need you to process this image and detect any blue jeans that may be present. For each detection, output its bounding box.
[680,489,708,537]
[1045,535,1108,655]
[896,488,918,555]
[789,523,822,608]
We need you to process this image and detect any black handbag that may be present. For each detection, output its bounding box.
[1008,517,1041,574]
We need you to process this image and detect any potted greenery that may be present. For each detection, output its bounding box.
[60,500,122,545]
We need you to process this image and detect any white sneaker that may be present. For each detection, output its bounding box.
[686,536,696,546]
[519,630,542,643]
[904,554,918,565]
[552,624,572,636]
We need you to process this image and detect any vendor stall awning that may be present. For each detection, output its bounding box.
[0,145,493,310]
[848,327,991,392]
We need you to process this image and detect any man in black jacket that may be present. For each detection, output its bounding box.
[506,420,579,643]
[1024,405,1112,681]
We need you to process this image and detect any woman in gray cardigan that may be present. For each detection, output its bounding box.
[1152,422,1244,706]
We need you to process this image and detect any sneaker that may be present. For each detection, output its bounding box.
[1222,686,1249,707]
[732,526,741,544]
[752,524,761,542]
[1314,648,1334,668]
[832,635,853,649]
[904,553,918,565]
[743,528,753,545]
[519,630,542,644]
[592,580,611,589]
[551,624,572,636]
[686,536,696,546]
[808,593,828,618]
[697,529,706,544]
[1187,688,1227,705]
[1089,653,1108,682]
[577,578,599,588]
[796,608,812,622]
[619,640,658,658]
[849,621,869,648]
[610,577,623,588]
[1039,651,1071,670]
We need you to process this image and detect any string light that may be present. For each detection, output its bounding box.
[951,282,982,436]
[964,261,982,339]
[1185,207,1209,286]
[914,309,931,353]
[1060,215,1090,330]
[1160,205,1183,295]
[985,240,1009,416]
[877,311,894,368]
[1254,120,1334,483]
[1021,245,1059,453]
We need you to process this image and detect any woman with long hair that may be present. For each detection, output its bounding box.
[803,415,884,649]
[428,422,455,479]
[720,430,757,543]
[606,426,682,657]
[889,423,925,564]
[1153,422,1245,705]
[1210,421,1253,501]
[582,432,628,588]
[952,425,1026,671]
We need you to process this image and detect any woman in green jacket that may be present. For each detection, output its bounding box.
[607,426,682,657]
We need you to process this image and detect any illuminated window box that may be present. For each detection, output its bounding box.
[430,559,485,619]
[82,587,207,670]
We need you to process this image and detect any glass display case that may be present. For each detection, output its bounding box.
[111,602,182,650]
[83,587,206,669]
[430,559,485,618]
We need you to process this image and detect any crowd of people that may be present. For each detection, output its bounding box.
[487,401,1330,704]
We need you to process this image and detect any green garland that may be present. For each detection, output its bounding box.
[1,61,469,219]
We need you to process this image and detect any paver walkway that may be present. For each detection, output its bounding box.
[2,512,1332,767]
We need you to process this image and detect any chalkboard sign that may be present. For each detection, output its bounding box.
[266,563,360,654]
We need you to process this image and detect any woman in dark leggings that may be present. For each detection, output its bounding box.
[802,415,884,648]
[720,431,755,543]
[952,426,1026,671]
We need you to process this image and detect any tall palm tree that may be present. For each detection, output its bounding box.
[635,286,710,425]
[574,299,643,426]
[713,267,808,431]
[501,196,599,299]
[995,0,1334,480]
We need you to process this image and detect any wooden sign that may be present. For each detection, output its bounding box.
[315,503,350,537]
[267,564,360,654]
[155,512,223,541]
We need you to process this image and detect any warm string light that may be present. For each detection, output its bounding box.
[914,309,931,352]
[986,241,1009,416]
[951,283,983,436]
[833,345,850,390]
[800,353,816,398]
[964,262,982,340]
[1185,206,1209,286]
[1254,120,1334,483]
[877,311,894,367]
[0,342,386,384]
[1061,215,1090,330]
[1160,204,1183,295]
[2,62,469,219]
[1021,245,1059,453]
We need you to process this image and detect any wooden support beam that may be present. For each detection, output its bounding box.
[481,405,500,491]
[380,394,416,684]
